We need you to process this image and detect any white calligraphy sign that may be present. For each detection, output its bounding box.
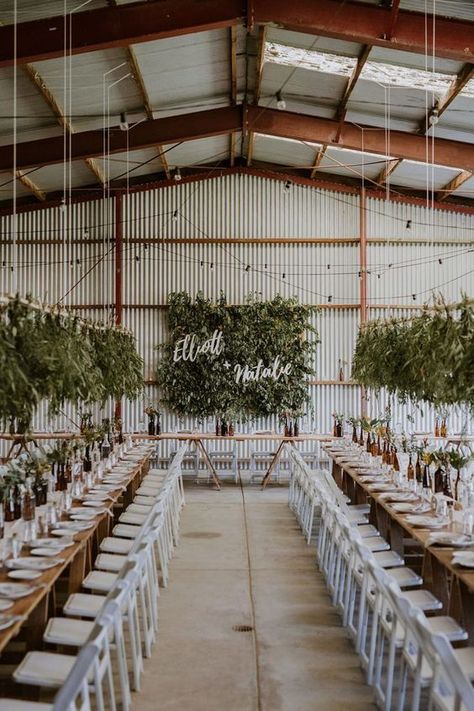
[173,330,292,383]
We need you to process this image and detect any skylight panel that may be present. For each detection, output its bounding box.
[360,61,453,97]
[264,43,356,77]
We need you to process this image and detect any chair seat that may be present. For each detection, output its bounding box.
[454,647,474,680]
[386,566,422,588]
[127,503,152,514]
[346,511,368,524]
[14,652,76,688]
[0,701,52,710]
[64,593,104,618]
[44,617,94,646]
[112,523,141,539]
[133,495,156,506]
[82,571,118,592]
[428,616,468,642]
[95,553,127,572]
[402,589,443,611]
[119,512,147,525]
[373,550,404,568]
[100,536,134,553]
[363,536,390,552]
[358,524,380,538]
[350,504,371,514]
[136,487,161,497]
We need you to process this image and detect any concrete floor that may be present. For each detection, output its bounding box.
[135,481,375,711]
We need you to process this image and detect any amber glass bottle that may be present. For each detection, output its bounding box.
[407,456,415,481]
[415,454,422,483]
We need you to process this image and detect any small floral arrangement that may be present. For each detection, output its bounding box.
[332,412,344,425]
[144,405,160,418]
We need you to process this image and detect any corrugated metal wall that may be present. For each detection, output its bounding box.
[1,175,473,453]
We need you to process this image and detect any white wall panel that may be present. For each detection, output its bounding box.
[1,174,473,446]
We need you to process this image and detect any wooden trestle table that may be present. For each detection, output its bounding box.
[134,433,333,490]
[0,449,151,657]
[325,446,474,641]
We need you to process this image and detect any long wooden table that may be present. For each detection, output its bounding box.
[0,447,152,656]
[135,432,333,490]
[325,446,474,640]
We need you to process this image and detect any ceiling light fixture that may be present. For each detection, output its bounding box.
[276,90,286,110]
[119,111,129,131]
[174,168,182,181]
[429,108,439,126]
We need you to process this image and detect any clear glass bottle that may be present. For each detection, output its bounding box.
[21,477,36,522]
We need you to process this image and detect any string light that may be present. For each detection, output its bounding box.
[59,197,66,213]
[245,265,251,272]
[328,295,332,303]
[438,258,443,264]
[406,219,412,229]
[83,228,89,238]
[412,294,417,301]
[174,168,182,182]
[283,180,292,193]
[282,272,286,279]
[172,210,178,222]
[134,254,140,262]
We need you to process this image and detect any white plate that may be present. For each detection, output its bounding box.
[82,501,108,508]
[391,503,419,513]
[0,583,37,599]
[29,538,62,547]
[70,512,103,520]
[6,557,64,570]
[428,533,472,548]
[367,483,399,492]
[52,529,79,537]
[0,599,13,611]
[30,547,67,557]
[0,615,22,631]
[383,493,419,502]
[54,521,93,531]
[453,552,474,567]
[404,515,447,529]
[8,569,42,580]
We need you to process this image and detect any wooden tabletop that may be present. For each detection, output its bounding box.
[324,446,474,595]
[132,432,334,442]
[0,446,152,655]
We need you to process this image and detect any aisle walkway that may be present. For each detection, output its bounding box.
[136,482,375,711]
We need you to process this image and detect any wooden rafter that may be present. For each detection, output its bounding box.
[22,63,104,185]
[418,63,474,134]
[247,25,266,167]
[15,170,46,202]
[335,44,371,139]
[107,1,170,179]
[229,25,238,166]
[309,146,327,179]
[375,158,403,186]
[437,170,473,201]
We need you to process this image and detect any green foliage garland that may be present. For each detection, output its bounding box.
[352,296,474,409]
[0,295,144,431]
[156,292,318,421]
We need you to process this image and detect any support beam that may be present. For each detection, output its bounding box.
[15,170,46,201]
[386,0,401,41]
[309,146,327,179]
[0,106,242,172]
[253,0,474,62]
[22,63,104,184]
[229,25,238,166]
[334,44,371,136]
[375,158,402,186]
[248,26,266,166]
[417,64,474,134]
[0,0,244,68]
[245,106,474,172]
[124,44,171,179]
[437,170,473,201]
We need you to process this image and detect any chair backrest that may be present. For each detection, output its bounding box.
[427,620,474,710]
[52,641,98,711]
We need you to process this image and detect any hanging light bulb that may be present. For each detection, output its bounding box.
[276,90,286,110]
[284,180,292,193]
[429,108,439,126]
[59,197,66,213]
[83,227,89,238]
[328,295,332,303]
[172,210,178,222]
[174,168,182,182]
[406,220,412,229]
[119,111,129,131]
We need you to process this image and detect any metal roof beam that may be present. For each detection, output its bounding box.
[437,170,473,201]
[0,0,244,68]
[2,105,474,174]
[0,106,243,172]
[253,0,474,63]
[15,170,46,201]
[246,106,474,172]
[309,146,327,178]
[334,44,371,139]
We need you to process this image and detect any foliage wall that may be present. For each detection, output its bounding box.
[156,292,318,421]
